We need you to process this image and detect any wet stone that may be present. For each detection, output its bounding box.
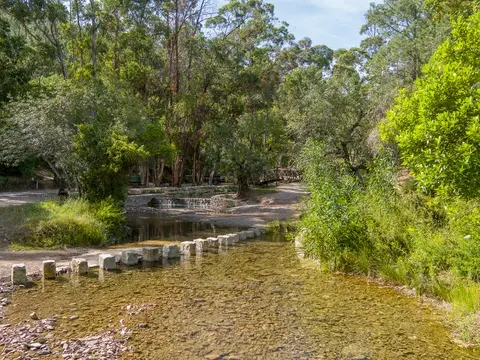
[11,264,28,285]
[206,237,219,249]
[227,234,239,244]
[71,258,88,275]
[194,238,210,253]
[180,242,196,256]
[244,230,255,239]
[238,232,247,241]
[99,254,116,270]
[217,235,230,246]
[142,247,159,262]
[250,228,261,237]
[43,260,56,280]
[121,250,139,266]
[163,244,180,259]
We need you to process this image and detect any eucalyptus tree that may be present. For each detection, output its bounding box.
[204,0,292,193]
[360,0,450,123]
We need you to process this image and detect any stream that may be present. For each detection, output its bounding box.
[1,219,478,359]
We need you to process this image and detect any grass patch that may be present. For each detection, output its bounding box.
[0,199,124,249]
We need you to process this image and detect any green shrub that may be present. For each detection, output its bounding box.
[298,142,480,343]
[17,198,125,248]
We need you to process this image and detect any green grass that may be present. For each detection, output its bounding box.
[0,198,124,249]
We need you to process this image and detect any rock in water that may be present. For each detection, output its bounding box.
[142,247,160,262]
[71,258,88,275]
[11,264,28,285]
[43,260,56,280]
[99,254,116,270]
[180,242,196,256]
[121,250,138,266]
[163,245,180,259]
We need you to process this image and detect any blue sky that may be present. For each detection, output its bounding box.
[217,0,375,49]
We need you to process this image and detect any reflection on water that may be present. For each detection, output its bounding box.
[125,213,239,243]
[4,236,478,359]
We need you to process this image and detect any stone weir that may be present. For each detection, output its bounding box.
[8,227,266,285]
[126,185,238,209]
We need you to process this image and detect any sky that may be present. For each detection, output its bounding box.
[218,0,375,49]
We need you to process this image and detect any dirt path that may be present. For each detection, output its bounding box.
[0,190,59,208]
[0,183,307,280]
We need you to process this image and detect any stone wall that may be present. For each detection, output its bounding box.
[125,185,238,208]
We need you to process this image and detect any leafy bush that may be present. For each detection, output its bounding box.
[18,199,125,248]
[298,142,480,342]
[381,12,480,198]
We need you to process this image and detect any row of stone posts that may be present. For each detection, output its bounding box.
[10,227,265,285]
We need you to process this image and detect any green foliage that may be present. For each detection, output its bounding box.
[1,199,124,249]
[382,12,480,198]
[23,199,124,248]
[72,122,148,202]
[299,140,480,343]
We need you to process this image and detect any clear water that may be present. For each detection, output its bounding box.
[3,232,478,359]
[125,213,240,244]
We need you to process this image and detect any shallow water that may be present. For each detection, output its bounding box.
[125,213,239,243]
[3,235,478,359]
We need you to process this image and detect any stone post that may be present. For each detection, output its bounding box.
[121,250,138,266]
[206,237,219,249]
[180,241,196,256]
[238,232,247,241]
[11,264,28,285]
[99,254,116,270]
[244,230,255,239]
[142,247,159,262]
[71,258,88,275]
[194,238,210,253]
[43,260,56,280]
[163,244,180,259]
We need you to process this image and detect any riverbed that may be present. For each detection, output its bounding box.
[2,232,477,359]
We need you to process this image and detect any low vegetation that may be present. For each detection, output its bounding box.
[0,199,124,249]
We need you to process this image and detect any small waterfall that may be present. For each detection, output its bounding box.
[150,197,212,209]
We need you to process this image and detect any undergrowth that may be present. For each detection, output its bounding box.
[298,142,480,344]
[1,198,124,249]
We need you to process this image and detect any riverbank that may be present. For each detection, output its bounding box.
[0,184,307,279]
